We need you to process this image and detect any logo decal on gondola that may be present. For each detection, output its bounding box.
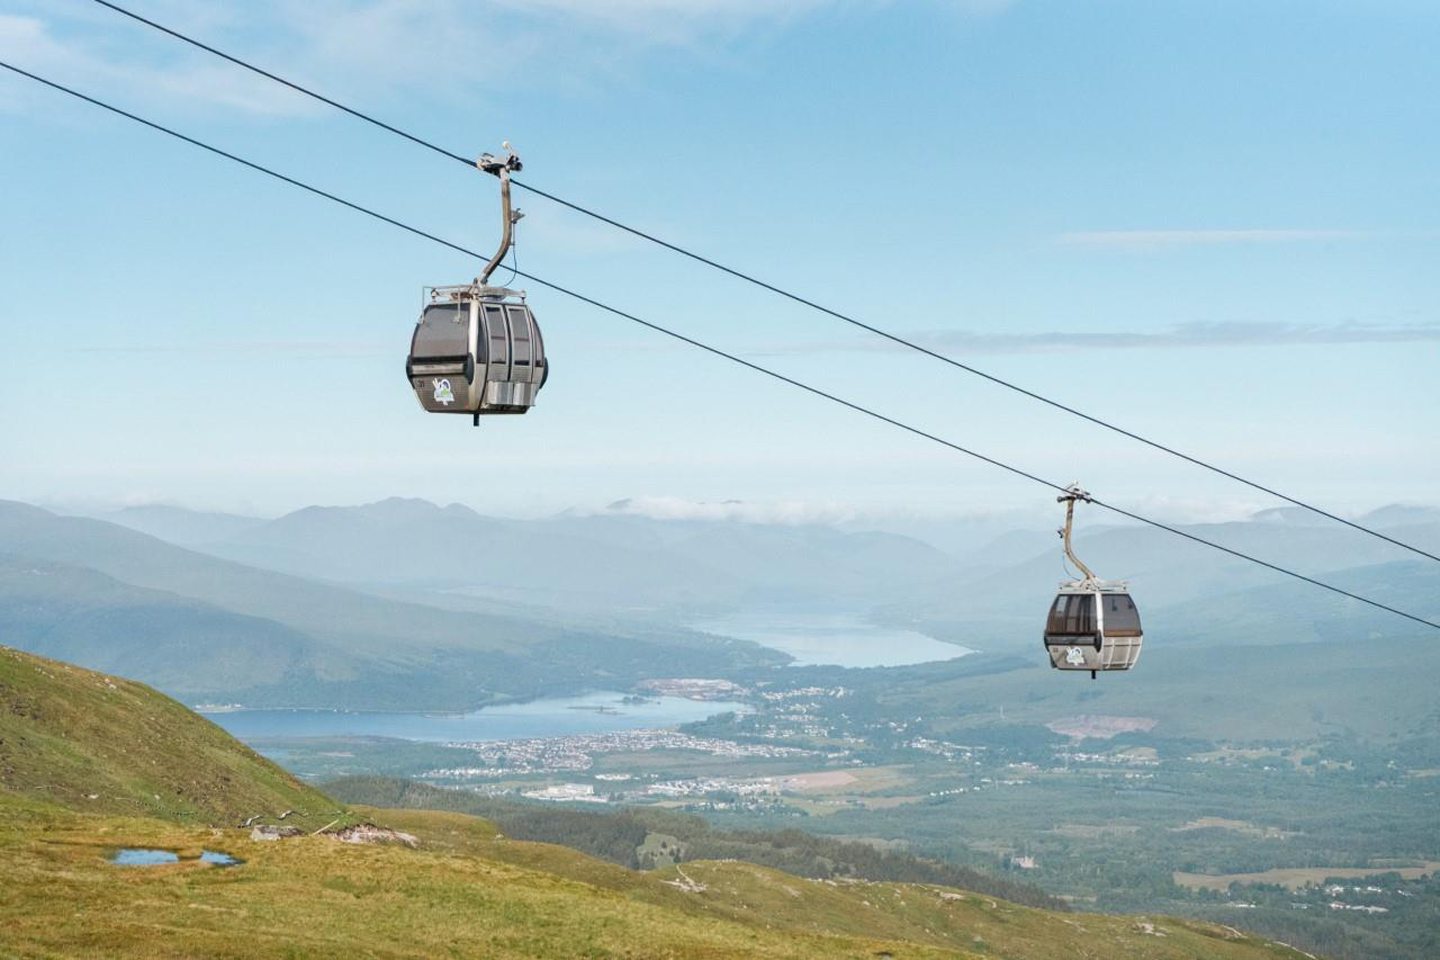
[1064,646,1086,666]
[432,378,455,405]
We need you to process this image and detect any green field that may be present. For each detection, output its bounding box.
[1174,863,1440,892]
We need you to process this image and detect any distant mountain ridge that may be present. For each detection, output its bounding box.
[102,503,267,546]
[14,496,1439,707]
[881,510,1440,653]
[0,501,784,710]
[0,556,320,694]
[140,496,966,613]
[81,497,1440,615]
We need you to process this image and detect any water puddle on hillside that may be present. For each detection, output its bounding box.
[110,848,243,868]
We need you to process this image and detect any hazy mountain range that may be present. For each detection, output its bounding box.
[98,497,965,613]
[0,501,787,710]
[882,505,1440,655]
[3,496,1437,710]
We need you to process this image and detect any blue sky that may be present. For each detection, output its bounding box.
[1,0,1436,523]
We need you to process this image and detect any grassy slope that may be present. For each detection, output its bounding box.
[0,648,1314,958]
[0,646,339,829]
[0,794,1315,960]
[366,805,1311,960]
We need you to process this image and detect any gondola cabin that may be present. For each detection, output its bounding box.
[406,284,547,421]
[1043,583,1143,678]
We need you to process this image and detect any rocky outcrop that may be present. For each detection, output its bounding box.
[327,823,418,848]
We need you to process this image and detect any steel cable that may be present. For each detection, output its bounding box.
[84,0,1440,567]
[4,57,1436,633]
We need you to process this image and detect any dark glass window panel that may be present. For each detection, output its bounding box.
[418,304,469,357]
[484,305,509,362]
[508,306,531,364]
[1047,593,1096,636]
[1102,594,1142,636]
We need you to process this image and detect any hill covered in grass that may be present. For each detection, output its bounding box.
[0,646,338,828]
[0,648,1317,958]
[0,789,1319,960]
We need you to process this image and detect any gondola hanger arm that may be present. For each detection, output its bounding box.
[474,142,523,287]
[1057,484,1098,586]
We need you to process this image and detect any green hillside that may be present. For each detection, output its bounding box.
[0,557,321,695]
[0,646,338,828]
[1153,560,1440,647]
[0,791,1317,960]
[0,647,1316,959]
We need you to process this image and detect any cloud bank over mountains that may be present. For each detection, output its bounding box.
[596,495,863,525]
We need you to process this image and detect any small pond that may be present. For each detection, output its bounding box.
[110,848,242,867]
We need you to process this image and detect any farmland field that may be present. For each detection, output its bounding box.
[1173,862,1440,891]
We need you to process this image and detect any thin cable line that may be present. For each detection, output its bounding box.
[84,0,1440,567]
[512,184,1440,570]
[89,0,474,168]
[4,58,1436,633]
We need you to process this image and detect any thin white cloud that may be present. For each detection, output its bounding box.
[922,320,1440,353]
[488,0,830,41]
[0,12,314,116]
[487,0,1016,47]
[3,1,1009,117]
[766,320,1440,357]
[1123,495,1270,526]
[593,495,862,525]
[1058,228,1368,249]
[78,339,392,357]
